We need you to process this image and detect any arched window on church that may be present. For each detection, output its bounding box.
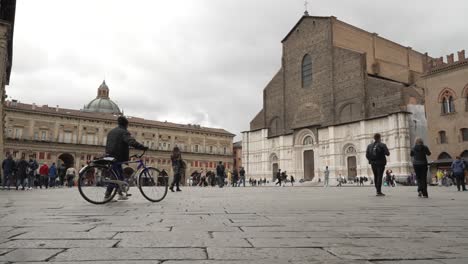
[303,136,313,145]
[302,54,312,88]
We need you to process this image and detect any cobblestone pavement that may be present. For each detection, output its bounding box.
[0,185,467,263]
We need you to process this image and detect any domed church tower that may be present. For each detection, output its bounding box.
[82,80,122,114]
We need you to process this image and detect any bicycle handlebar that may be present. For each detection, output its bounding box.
[130,149,147,160]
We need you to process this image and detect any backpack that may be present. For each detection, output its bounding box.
[367,143,382,162]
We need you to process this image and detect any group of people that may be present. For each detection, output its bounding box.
[435,168,466,190]
[366,133,466,198]
[274,169,295,186]
[1,153,76,190]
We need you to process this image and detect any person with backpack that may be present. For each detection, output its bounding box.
[451,156,466,192]
[169,146,183,192]
[366,133,390,196]
[410,138,431,198]
[216,161,225,188]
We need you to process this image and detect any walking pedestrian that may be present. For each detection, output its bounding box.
[39,163,49,189]
[58,163,66,187]
[324,166,330,187]
[239,167,246,187]
[281,171,287,187]
[65,166,76,187]
[336,174,342,187]
[16,154,29,191]
[48,163,57,188]
[275,169,282,186]
[2,153,15,190]
[216,161,225,188]
[366,133,390,196]
[451,156,466,192]
[290,175,295,186]
[27,156,38,190]
[169,146,183,192]
[232,168,239,187]
[410,138,431,198]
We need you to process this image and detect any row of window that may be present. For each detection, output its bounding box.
[438,129,468,144]
[6,128,231,154]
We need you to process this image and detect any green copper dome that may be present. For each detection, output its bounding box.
[82,80,122,114]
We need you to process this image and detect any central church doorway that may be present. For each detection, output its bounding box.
[303,150,314,181]
[272,163,278,181]
[347,156,357,180]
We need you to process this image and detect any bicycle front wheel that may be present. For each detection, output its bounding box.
[78,165,118,204]
[138,167,168,202]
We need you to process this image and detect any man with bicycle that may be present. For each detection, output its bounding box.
[105,116,148,200]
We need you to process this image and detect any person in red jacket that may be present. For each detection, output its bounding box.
[39,163,49,189]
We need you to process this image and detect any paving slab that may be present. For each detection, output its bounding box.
[207,247,339,260]
[0,248,64,262]
[53,248,206,261]
[0,239,117,248]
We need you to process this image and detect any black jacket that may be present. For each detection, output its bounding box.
[410,144,431,166]
[366,141,390,166]
[105,125,146,162]
[16,159,29,178]
[2,157,16,174]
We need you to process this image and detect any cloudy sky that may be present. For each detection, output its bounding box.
[8,0,468,139]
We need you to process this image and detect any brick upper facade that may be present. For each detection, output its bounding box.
[249,15,426,136]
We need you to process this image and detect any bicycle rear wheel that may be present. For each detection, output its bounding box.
[78,165,118,204]
[138,167,168,202]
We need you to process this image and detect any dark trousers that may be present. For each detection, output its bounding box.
[371,164,385,194]
[276,178,282,186]
[217,174,224,187]
[238,177,245,187]
[40,175,48,188]
[2,172,11,188]
[414,164,428,197]
[106,164,123,195]
[171,173,181,190]
[454,172,466,191]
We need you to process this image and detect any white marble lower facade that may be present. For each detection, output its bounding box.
[242,113,417,182]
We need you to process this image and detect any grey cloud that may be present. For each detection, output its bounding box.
[8,0,468,139]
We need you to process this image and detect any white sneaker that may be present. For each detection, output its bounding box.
[117,194,128,200]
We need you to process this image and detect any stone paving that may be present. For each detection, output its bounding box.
[0,185,467,263]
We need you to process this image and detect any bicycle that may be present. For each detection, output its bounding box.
[78,150,168,204]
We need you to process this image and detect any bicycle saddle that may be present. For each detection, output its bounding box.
[92,156,116,165]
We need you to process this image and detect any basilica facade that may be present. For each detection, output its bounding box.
[5,81,234,183]
[242,15,429,182]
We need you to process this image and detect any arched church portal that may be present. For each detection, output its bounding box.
[303,150,315,181]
